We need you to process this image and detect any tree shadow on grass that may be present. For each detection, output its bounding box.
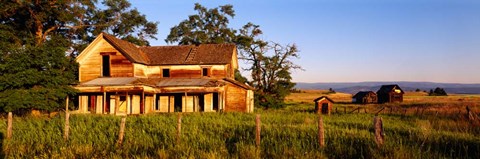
[0,132,4,158]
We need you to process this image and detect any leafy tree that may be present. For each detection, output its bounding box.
[429,87,448,96]
[236,23,301,108]
[166,4,302,108]
[0,36,78,113]
[165,3,236,45]
[0,0,158,56]
[0,0,157,112]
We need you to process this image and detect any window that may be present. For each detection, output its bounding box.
[102,55,110,77]
[162,68,170,77]
[202,68,209,77]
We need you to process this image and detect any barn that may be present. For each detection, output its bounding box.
[313,96,334,115]
[377,85,404,103]
[352,91,377,104]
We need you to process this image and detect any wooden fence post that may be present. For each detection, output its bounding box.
[177,114,182,144]
[64,112,70,141]
[364,107,367,113]
[256,114,261,147]
[373,116,384,146]
[7,112,12,139]
[117,116,126,145]
[344,107,346,114]
[467,106,475,120]
[318,115,325,148]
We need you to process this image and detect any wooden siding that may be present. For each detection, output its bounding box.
[95,95,103,114]
[315,99,333,115]
[145,96,153,114]
[224,83,247,112]
[204,93,213,112]
[78,39,134,82]
[130,65,229,79]
[246,90,254,113]
[134,63,147,77]
[110,53,134,77]
[159,96,169,112]
[131,95,140,114]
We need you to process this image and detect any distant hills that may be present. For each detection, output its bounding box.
[295,82,480,94]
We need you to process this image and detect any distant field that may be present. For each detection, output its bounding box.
[286,90,480,114]
[0,90,479,158]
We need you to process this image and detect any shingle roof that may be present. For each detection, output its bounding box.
[352,91,376,98]
[100,33,235,65]
[102,33,150,64]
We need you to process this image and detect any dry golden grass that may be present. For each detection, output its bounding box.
[285,90,352,104]
[286,90,480,115]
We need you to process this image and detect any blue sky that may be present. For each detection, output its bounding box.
[130,0,480,83]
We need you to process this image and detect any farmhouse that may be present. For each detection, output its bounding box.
[73,33,254,115]
[377,84,404,103]
[313,96,334,115]
[352,91,377,104]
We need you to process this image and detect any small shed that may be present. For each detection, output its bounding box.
[352,91,377,104]
[377,84,404,103]
[313,96,335,115]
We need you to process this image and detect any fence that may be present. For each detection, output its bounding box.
[3,106,478,149]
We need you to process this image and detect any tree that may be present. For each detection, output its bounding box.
[0,0,157,112]
[0,36,78,112]
[165,3,236,45]
[166,4,302,108]
[235,23,301,108]
[0,0,158,56]
[429,87,448,96]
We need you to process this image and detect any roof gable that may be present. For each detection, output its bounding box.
[313,96,334,103]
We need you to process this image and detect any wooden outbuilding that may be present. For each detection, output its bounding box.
[352,91,377,104]
[73,33,254,115]
[376,85,404,103]
[313,96,334,115]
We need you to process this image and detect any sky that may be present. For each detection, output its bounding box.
[129,0,480,84]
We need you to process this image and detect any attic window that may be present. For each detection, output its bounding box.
[162,69,170,78]
[102,55,110,77]
[202,68,209,77]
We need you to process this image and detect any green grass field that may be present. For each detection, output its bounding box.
[0,91,479,158]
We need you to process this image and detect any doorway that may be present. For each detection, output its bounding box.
[321,103,329,114]
[174,94,182,112]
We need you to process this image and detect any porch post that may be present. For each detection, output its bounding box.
[141,91,145,114]
[103,91,106,114]
[184,92,187,112]
[115,92,119,115]
[126,92,130,114]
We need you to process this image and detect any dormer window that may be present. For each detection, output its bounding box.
[202,68,210,77]
[162,68,170,78]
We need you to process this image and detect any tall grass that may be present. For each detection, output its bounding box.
[0,110,478,158]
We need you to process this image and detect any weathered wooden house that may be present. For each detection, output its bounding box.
[313,96,334,115]
[376,85,404,103]
[73,33,254,115]
[352,91,377,104]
